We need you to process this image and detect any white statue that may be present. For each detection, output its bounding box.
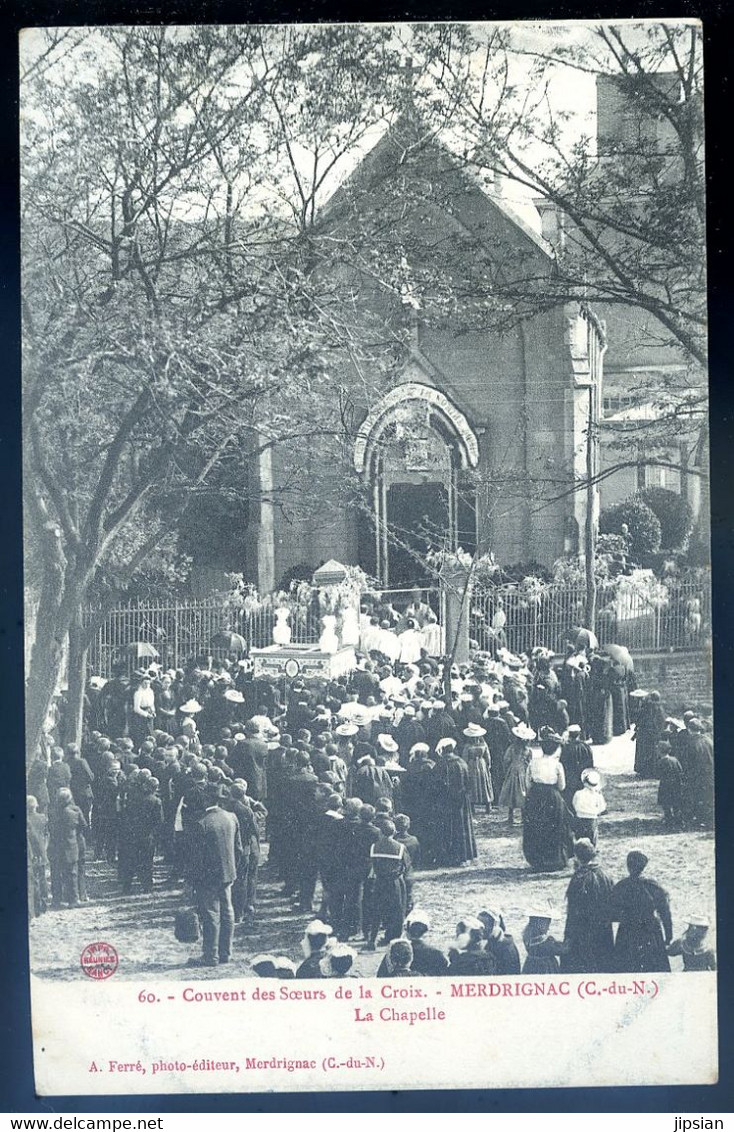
[340,606,360,647]
[319,614,339,654]
[272,607,292,646]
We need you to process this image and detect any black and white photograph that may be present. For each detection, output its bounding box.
[20,18,717,1093]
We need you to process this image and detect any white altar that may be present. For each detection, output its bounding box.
[250,643,356,681]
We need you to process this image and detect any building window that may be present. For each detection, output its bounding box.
[602,393,635,416]
[644,464,668,489]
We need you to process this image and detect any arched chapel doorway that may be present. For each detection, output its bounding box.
[353,383,480,586]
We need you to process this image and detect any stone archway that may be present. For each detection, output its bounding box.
[354,383,480,585]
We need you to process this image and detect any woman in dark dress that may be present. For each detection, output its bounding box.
[434,740,477,866]
[634,691,666,778]
[522,730,573,872]
[559,725,594,806]
[401,745,441,868]
[588,655,614,745]
[561,839,615,973]
[610,664,630,735]
[461,724,493,813]
[611,851,672,973]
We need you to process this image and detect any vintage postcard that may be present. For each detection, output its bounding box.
[22,19,716,1095]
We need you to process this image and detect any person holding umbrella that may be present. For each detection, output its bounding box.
[604,644,633,735]
[634,691,666,778]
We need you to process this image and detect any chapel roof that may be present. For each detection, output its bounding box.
[321,112,553,261]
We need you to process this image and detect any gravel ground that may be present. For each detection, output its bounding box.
[30,731,716,981]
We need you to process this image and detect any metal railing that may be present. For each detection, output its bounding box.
[470,574,710,657]
[85,574,708,678]
[84,599,322,678]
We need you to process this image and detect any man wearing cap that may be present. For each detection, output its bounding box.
[189,783,243,967]
[224,783,260,923]
[313,792,344,924]
[351,661,381,705]
[424,700,458,751]
[327,798,365,940]
[288,752,321,913]
[230,720,268,802]
[119,776,163,894]
[48,787,87,908]
[562,839,615,973]
[683,717,714,829]
[65,743,95,829]
[350,750,394,807]
[611,851,672,973]
[483,701,512,802]
[657,741,684,827]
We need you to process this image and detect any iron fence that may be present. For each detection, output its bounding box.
[85,573,709,678]
[84,599,322,679]
[470,574,711,657]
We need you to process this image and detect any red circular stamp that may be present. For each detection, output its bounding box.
[80,941,118,980]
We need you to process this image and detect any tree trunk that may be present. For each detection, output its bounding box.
[442,558,475,704]
[64,608,90,748]
[25,621,66,764]
[584,385,597,631]
[25,523,68,764]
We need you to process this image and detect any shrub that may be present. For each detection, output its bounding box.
[495,560,554,585]
[277,563,314,592]
[636,487,694,549]
[600,498,662,560]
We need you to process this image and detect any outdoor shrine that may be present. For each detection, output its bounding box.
[250,560,357,681]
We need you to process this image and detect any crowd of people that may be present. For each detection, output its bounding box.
[27,599,715,977]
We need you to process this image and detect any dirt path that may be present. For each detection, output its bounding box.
[30,732,716,980]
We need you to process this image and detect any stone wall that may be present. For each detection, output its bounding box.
[632,650,713,715]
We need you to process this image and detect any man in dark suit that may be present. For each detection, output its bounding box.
[48,787,87,907]
[230,720,268,801]
[189,784,243,967]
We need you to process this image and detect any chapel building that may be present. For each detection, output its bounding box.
[245,111,605,593]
